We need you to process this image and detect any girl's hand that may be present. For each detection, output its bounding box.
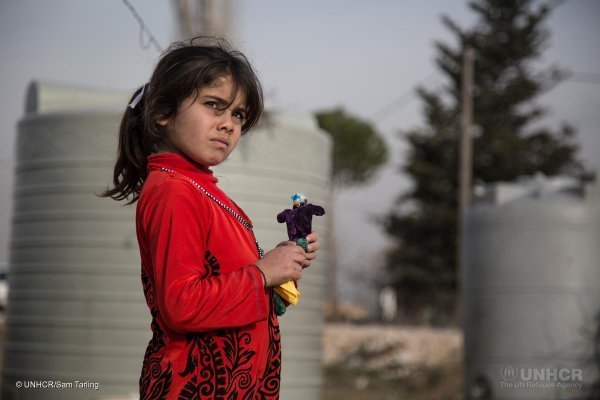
[276,231,321,269]
[303,231,321,269]
[255,245,306,288]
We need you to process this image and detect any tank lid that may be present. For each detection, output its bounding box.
[472,173,597,206]
[25,80,130,115]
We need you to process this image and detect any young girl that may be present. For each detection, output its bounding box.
[102,37,321,399]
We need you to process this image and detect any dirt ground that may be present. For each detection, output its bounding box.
[323,323,464,400]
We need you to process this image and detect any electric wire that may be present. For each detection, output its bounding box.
[121,0,164,53]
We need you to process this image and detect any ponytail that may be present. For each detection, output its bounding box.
[100,85,157,204]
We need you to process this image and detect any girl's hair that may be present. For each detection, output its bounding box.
[101,36,263,204]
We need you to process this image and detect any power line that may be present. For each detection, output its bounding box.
[370,67,600,125]
[566,71,600,85]
[121,0,164,53]
[369,72,442,122]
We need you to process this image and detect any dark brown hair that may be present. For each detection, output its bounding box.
[101,36,264,204]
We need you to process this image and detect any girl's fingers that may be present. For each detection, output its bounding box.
[292,251,307,264]
[307,241,320,253]
[301,233,320,268]
[276,241,296,247]
[277,236,319,254]
[306,231,319,243]
[303,248,317,268]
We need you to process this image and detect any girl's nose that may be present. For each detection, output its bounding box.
[217,112,235,133]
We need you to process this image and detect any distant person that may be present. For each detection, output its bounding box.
[102,36,321,399]
[379,286,397,323]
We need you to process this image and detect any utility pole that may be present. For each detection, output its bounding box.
[172,0,233,39]
[329,189,339,321]
[457,46,474,326]
[199,0,214,35]
[173,0,196,38]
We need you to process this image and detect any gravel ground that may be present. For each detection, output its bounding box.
[323,323,464,400]
[324,323,462,367]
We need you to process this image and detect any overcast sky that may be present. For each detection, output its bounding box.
[1,1,598,301]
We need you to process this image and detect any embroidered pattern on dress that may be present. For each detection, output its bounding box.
[140,266,173,400]
[177,329,257,399]
[204,250,221,277]
[257,291,282,398]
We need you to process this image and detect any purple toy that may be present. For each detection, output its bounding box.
[277,193,325,251]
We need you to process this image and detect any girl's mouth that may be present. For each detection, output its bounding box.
[211,137,229,148]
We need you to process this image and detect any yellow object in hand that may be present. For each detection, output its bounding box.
[275,280,300,305]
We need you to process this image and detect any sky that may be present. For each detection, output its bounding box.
[0,0,598,303]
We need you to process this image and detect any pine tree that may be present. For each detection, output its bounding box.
[382,0,593,324]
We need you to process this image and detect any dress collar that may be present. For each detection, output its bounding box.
[147,152,255,226]
[147,152,218,184]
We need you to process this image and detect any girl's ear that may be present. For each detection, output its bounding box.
[157,118,169,127]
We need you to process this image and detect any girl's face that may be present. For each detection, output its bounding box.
[157,75,247,167]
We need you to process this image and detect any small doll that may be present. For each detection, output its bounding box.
[277,193,326,249]
[273,193,325,313]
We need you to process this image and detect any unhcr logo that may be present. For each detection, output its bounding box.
[500,365,517,381]
[498,365,583,391]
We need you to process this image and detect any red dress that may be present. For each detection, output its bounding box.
[135,153,281,399]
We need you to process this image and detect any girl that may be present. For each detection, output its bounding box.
[102,37,321,399]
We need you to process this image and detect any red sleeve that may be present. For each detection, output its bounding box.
[141,176,268,333]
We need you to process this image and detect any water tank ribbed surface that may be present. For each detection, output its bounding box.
[463,176,600,399]
[1,106,148,400]
[214,113,332,400]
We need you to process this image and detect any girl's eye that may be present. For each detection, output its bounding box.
[206,101,219,109]
[233,110,247,121]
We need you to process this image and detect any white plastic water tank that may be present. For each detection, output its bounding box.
[463,175,600,399]
[1,81,146,400]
